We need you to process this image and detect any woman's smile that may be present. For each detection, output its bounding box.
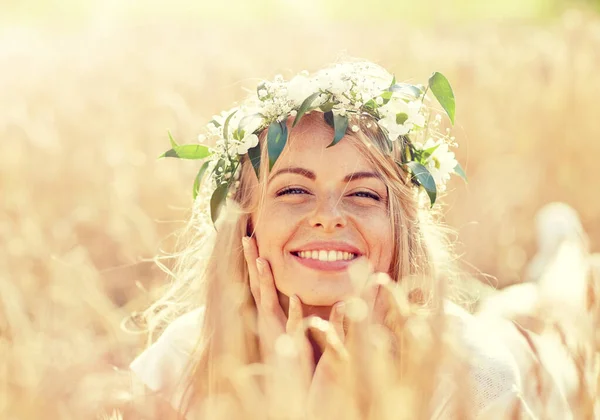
[289,240,364,272]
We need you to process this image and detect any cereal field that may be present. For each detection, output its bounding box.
[1,1,599,418]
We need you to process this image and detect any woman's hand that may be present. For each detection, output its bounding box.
[242,235,316,418]
[242,236,395,418]
[242,237,312,383]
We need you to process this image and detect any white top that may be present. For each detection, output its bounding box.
[130,307,205,410]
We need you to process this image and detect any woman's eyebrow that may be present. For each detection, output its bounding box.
[343,171,382,182]
[269,167,316,181]
[269,167,381,183]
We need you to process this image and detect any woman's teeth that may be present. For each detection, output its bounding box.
[296,250,356,262]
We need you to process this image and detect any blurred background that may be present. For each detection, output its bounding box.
[1,0,599,417]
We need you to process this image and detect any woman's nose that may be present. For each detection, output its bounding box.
[308,196,347,231]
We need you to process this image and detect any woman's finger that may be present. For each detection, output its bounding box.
[329,301,346,343]
[285,295,314,384]
[286,294,304,334]
[360,279,380,324]
[257,258,286,322]
[370,273,393,325]
[242,236,261,305]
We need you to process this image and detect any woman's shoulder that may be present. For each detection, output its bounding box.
[130,307,205,405]
[439,301,524,417]
[442,301,576,418]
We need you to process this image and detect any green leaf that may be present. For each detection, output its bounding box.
[159,144,211,159]
[406,161,437,206]
[428,72,456,125]
[248,143,261,178]
[223,110,238,140]
[454,162,468,182]
[389,83,423,99]
[192,161,210,200]
[208,119,222,128]
[167,130,179,148]
[380,90,393,105]
[267,121,288,170]
[256,81,267,99]
[293,92,321,127]
[421,143,440,161]
[319,102,334,113]
[390,75,396,87]
[233,128,245,141]
[363,99,376,110]
[210,184,229,225]
[327,112,349,148]
[211,158,226,180]
[396,113,408,125]
[401,141,413,164]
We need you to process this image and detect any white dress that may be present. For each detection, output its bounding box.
[130,302,582,419]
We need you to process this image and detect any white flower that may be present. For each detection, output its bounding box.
[258,89,268,99]
[378,96,409,119]
[407,100,426,128]
[351,125,360,132]
[274,86,288,98]
[375,96,383,105]
[314,93,329,107]
[236,133,259,155]
[286,74,317,105]
[238,112,263,135]
[420,139,457,191]
[376,96,427,141]
[329,78,352,96]
[378,115,410,141]
[314,66,352,96]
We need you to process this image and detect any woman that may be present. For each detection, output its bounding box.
[130,61,587,419]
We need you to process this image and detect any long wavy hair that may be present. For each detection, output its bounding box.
[142,111,457,417]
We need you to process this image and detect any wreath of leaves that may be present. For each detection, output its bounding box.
[160,72,466,224]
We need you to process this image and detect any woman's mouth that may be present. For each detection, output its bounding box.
[290,245,362,272]
[292,250,357,262]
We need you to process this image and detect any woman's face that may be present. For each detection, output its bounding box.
[252,116,394,307]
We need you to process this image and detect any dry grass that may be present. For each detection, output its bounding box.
[1,6,600,419]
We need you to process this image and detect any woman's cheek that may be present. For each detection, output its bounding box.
[355,210,393,268]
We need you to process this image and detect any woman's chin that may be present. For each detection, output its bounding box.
[284,280,354,307]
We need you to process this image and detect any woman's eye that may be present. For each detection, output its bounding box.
[276,187,310,197]
[351,191,381,201]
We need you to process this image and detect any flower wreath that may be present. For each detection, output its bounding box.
[160,62,466,225]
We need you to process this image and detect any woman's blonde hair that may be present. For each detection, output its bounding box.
[142,112,457,416]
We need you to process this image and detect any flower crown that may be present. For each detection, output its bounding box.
[161,62,466,225]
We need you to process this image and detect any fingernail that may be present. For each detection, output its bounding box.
[256,258,265,275]
[336,302,345,314]
[242,237,250,249]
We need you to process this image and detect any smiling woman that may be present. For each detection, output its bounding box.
[128,61,568,419]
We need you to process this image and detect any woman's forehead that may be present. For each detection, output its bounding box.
[279,139,373,177]
[275,116,374,175]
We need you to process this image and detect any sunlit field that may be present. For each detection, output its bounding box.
[1,1,600,418]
